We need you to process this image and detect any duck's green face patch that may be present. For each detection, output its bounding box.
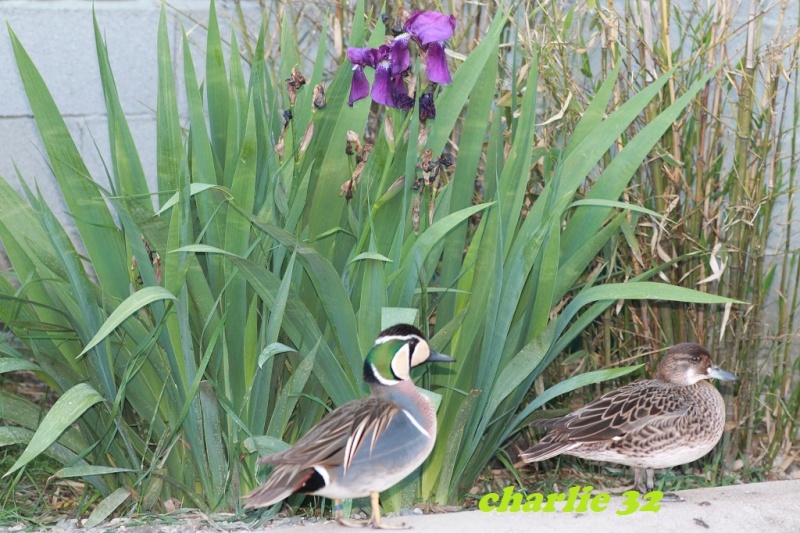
[362,324,453,386]
[364,338,416,384]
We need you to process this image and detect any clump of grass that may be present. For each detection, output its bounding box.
[0,445,81,528]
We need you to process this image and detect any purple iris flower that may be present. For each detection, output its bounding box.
[404,11,456,84]
[347,47,381,106]
[345,10,455,110]
[371,58,415,110]
[390,35,411,75]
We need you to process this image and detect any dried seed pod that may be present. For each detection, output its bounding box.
[275,128,286,159]
[286,66,306,106]
[391,7,410,36]
[383,115,395,146]
[299,122,314,153]
[340,179,354,200]
[438,152,455,167]
[417,126,429,147]
[412,192,421,234]
[351,160,366,186]
[153,253,162,285]
[428,166,440,185]
[313,83,326,110]
[142,236,155,261]
[419,149,436,173]
[289,66,306,88]
[340,159,367,203]
[358,143,373,163]
[346,130,362,155]
[362,143,373,156]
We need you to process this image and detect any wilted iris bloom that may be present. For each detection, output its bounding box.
[419,92,436,122]
[346,10,455,110]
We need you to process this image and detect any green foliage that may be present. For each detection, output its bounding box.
[0,0,740,518]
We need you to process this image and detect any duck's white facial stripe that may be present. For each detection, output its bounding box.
[687,372,710,385]
[375,334,423,345]
[371,363,400,385]
[402,409,431,439]
[390,344,412,380]
[410,340,429,367]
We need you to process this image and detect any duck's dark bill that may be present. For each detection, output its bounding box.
[428,351,456,363]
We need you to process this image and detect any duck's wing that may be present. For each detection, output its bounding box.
[257,396,401,471]
[243,397,401,509]
[520,381,689,462]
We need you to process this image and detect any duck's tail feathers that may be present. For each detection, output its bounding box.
[242,466,316,509]
[519,442,579,463]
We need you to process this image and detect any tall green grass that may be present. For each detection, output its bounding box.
[0,0,741,520]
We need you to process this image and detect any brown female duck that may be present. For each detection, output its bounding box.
[520,343,738,494]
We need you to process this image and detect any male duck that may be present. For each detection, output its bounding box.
[520,343,738,494]
[243,324,454,529]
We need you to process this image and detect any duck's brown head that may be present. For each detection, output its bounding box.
[654,343,739,386]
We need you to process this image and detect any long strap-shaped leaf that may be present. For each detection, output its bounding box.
[4,383,103,477]
[79,287,178,357]
[9,28,128,302]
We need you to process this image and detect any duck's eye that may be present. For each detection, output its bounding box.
[690,355,701,363]
[407,340,418,362]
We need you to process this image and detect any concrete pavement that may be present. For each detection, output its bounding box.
[265,480,800,533]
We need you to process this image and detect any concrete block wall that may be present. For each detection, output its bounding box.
[0,0,272,268]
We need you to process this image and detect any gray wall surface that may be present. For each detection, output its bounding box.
[0,0,270,262]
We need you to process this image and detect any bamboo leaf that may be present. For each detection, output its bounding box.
[555,281,745,343]
[569,199,665,219]
[560,70,715,261]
